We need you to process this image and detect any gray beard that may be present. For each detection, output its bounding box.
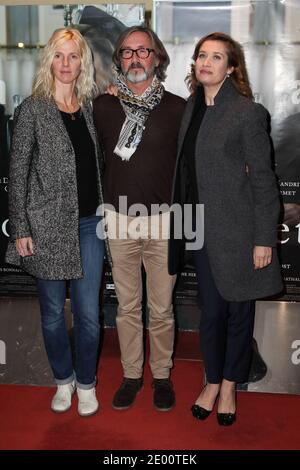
[125,69,148,83]
[123,64,156,84]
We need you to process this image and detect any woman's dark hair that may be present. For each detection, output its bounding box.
[186,32,253,99]
[113,26,170,82]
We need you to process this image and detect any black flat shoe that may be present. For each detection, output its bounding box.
[217,411,236,426]
[191,404,212,421]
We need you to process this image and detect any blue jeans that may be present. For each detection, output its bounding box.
[36,215,105,389]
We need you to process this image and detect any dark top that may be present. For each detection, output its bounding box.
[182,87,207,204]
[93,91,186,214]
[61,109,98,218]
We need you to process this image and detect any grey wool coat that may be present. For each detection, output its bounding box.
[168,78,283,301]
[6,95,109,280]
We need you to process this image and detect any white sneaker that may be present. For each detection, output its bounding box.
[51,381,75,413]
[77,387,99,417]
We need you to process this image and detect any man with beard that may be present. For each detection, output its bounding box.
[93,26,185,412]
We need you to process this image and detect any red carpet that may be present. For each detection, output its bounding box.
[0,330,299,450]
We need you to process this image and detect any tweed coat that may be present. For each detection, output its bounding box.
[5,95,109,280]
[168,78,283,301]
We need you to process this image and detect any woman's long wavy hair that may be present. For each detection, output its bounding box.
[186,32,253,99]
[112,26,170,82]
[32,28,98,105]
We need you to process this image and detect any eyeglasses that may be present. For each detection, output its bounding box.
[119,48,154,59]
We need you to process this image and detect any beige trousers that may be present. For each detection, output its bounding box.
[106,210,176,379]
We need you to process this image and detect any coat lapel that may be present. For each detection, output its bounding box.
[194,104,220,156]
[177,95,195,157]
[43,98,73,149]
[82,105,98,149]
[43,98,98,152]
[194,78,239,157]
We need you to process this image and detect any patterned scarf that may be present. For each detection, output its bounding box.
[114,74,164,161]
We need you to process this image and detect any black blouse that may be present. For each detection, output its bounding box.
[61,109,98,218]
[182,87,207,205]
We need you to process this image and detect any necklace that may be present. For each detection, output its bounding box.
[68,110,76,121]
[56,99,79,120]
[64,101,77,120]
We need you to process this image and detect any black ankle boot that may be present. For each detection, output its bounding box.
[152,378,175,411]
[112,378,143,410]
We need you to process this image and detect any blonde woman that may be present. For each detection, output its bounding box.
[6,28,107,417]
